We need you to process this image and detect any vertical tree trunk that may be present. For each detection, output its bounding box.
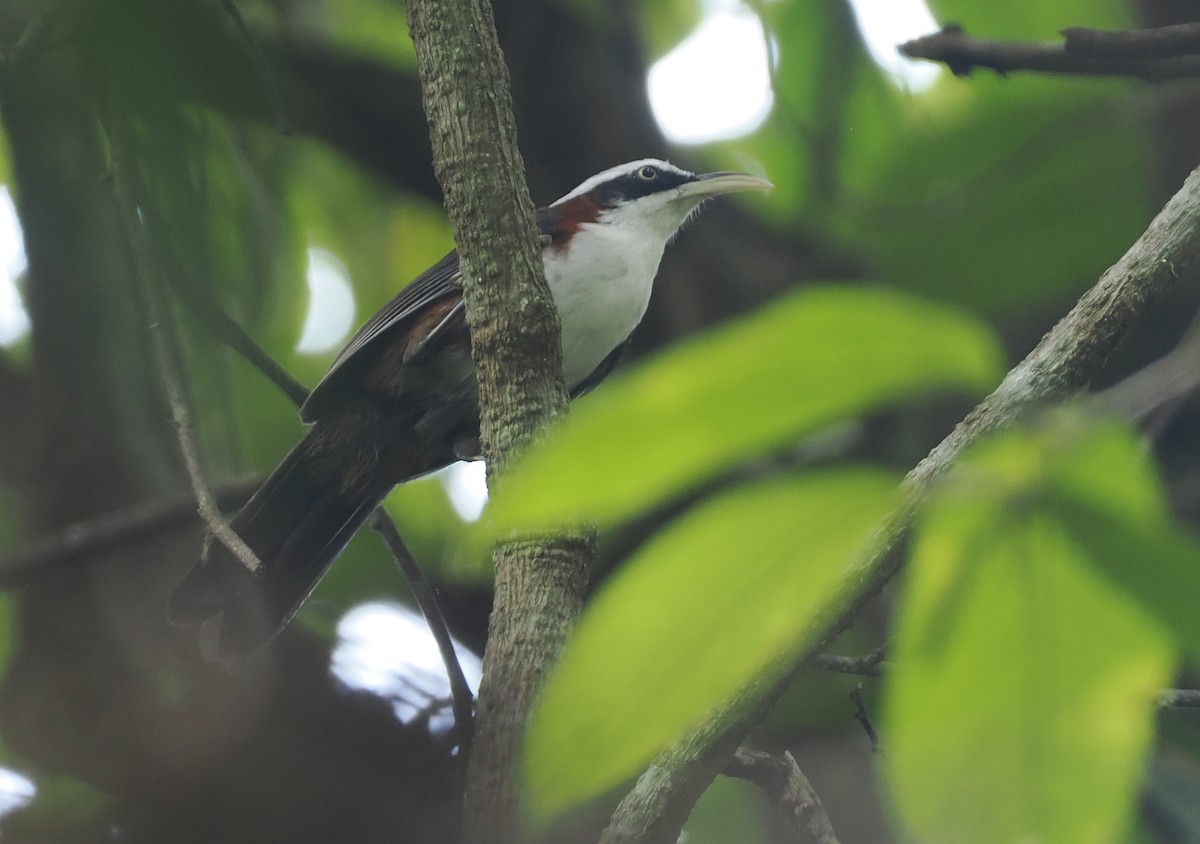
[402,1,595,840]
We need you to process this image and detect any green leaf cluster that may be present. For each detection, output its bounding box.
[519,286,1004,818]
[712,0,1149,317]
[886,417,1200,844]
[489,286,1002,533]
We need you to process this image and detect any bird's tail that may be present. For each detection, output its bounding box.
[168,431,393,663]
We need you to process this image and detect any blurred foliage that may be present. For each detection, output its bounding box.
[525,469,900,819]
[1,776,112,842]
[0,130,11,193]
[0,0,1196,840]
[682,774,772,843]
[488,286,1003,534]
[930,0,1130,37]
[0,597,12,691]
[319,0,418,66]
[738,0,1152,317]
[885,416,1193,843]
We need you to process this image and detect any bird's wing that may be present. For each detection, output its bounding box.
[301,207,566,423]
[301,249,463,421]
[327,250,463,379]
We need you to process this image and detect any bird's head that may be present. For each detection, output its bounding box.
[550,159,773,244]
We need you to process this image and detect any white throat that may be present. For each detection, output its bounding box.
[543,215,672,389]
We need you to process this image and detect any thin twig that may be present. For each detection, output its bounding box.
[122,170,312,409]
[151,169,472,721]
[191,292,310,408]
[106,116,263,576]
[900,24,1200,80]
[724,748,841,844]
[815,647,887,677]
[369,511,475,759]
[1062,22,1200,60]
[179,275,472,751]
[1159,689,1200,709]
[849,687,881,754]
[218,0,292,135]
[183,286,474,750]
[164,263,310,408]
[0,476,260,586]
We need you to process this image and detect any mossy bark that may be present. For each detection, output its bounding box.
[403,1,595,840]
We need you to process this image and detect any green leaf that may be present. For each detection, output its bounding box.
[842,91,1153,316]
[1033,416,1167,524]
[524,469,899,820]
[887,501,1173,844]
[491,286,1001,533]
[1055,502,1200,665]
[884,418,1179,844]
[943,417,1200,660]
[324,0,416,67]
[828,0,1148,317]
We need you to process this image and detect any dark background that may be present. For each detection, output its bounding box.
[0,0,1199,840]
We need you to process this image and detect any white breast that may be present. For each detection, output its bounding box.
[544,221,666,388]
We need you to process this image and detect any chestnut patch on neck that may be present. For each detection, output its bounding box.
[542,195,604,251]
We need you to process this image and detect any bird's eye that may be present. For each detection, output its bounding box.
[637,165,659,181]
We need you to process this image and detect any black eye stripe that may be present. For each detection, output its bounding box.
[590,166,695,207]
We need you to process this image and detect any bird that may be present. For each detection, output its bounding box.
[168,158,773,660]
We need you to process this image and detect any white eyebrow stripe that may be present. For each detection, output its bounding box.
[553,159,691,204]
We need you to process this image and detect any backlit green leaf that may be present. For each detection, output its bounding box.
[491,286,1001,533]
[1055,505,1200,664]
[524,469,899,819]
[885,417,1179,844]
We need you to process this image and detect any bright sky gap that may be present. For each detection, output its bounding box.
[331,602,482,733]
[647,3,773,145]
[646,0,941,144]
[0,766,35,820]
[845,0,941,91]
[297,247,357,354]
[0,187,29,348]
[440,460,489,523]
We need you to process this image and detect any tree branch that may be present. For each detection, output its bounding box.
[368,510,475,760]
[600,153,1200,844]
[402,1,594,840]
[164,246,478,763]
[900,24,1200,80]
[107,118,264,577]
[1062,23,1200,60]
[724,748,841,844]
[1159,689,1200,709]
[849,687,881,755]
[0,477,259,586]
[814,647,887,678]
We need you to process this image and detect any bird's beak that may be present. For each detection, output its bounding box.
[675,171,774,200]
